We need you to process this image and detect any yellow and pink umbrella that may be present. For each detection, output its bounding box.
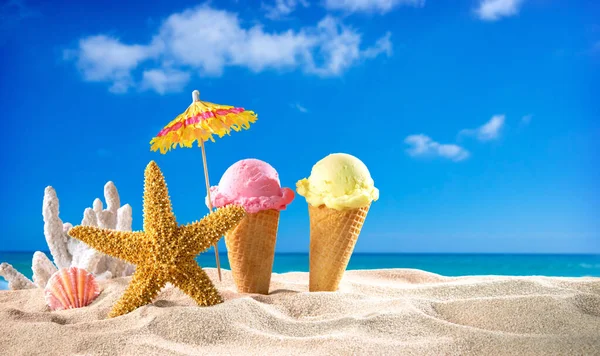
[150,90,257,280]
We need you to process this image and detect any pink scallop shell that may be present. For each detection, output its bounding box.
[44,267,101,311]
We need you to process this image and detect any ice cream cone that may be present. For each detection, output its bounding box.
[209,159,294,293]
[308,204,370,292]
[225,209,280,294]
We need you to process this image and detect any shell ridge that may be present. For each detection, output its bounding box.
[64,268,77,309]
[81,270,89,307]
[74,268,82,308]
[52,271,69,310]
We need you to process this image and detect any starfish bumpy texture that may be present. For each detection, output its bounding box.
[68,161,246,318]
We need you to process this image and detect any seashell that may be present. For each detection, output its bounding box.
[44,267,101,311]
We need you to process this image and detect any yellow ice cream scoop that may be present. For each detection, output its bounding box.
[296,153,379,210]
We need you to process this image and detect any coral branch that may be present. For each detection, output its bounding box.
[79,248,104,276]
[117,204,133,231]
[93,199,103,215]
[105,181,120,216]
[63,223,73,234]
[31,251,58,288]
[0,263,35,290]
[42,187,72,269]
[81,208,98,227]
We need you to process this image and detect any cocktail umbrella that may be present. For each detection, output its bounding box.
[150,90,257,280]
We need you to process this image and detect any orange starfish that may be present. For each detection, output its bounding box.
[68,161,246,318]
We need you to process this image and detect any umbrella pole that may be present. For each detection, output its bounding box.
[200,139,222,282]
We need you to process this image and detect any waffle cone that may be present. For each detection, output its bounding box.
[308,204,370,292]
[224,209,280,294]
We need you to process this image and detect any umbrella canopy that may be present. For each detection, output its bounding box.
[150,90,257,154]
[149,90,257,281]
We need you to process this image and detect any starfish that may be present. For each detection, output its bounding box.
[68,161,246,318]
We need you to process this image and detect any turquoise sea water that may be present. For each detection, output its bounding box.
[1,252,599,290]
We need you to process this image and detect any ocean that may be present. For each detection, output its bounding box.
[1,252,599,290]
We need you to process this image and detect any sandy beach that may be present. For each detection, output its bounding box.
[1,268,599,355]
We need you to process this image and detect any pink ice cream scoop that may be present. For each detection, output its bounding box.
[208,159,295,214]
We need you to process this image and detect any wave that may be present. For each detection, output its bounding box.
[579,263,600,269]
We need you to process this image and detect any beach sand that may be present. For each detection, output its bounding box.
[1,268,599,355]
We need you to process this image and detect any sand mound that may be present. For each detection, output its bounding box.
[1,268,599,355]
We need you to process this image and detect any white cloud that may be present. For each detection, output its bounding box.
[263,0,308,20]
[324,0,424,14]
[362,31,392,58]
[460,114,505,141]
[292,103,309,113]
[404,134,470,162]
[140,69,191,95]
[67,35,158,93]
[305,17,391,76]
[475,0,524,21]
[65,5,391,94]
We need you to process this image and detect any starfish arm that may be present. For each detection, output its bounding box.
[180,205,247,255]
[170,260,223,306]
[68,226,148,265]
[143,161,177,235]
[108,266,165,318]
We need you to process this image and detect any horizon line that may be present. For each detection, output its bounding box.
[1,251,599,256]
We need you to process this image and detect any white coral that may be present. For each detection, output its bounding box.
[116,204,133,232]
[0,263,35,290]
[70,182,134,278]
[78,182,134,278]
[42,187,72,269]
[32,252,58,288]
[0,181,135,290]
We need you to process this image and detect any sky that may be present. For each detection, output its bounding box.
[0,0,598,254]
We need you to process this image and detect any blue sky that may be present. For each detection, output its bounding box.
[0,0,598,253]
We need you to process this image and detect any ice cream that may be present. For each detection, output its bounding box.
[296,153,378,292]
[296,153,379,210]
[208,159,294,213]
[209,159,294,294]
